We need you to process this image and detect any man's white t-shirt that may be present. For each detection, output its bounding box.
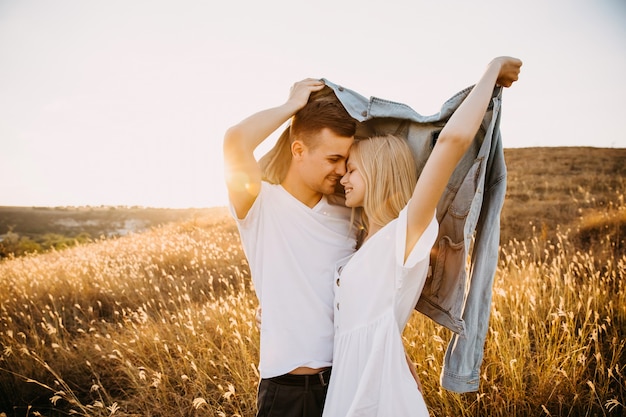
[231,182,357,378]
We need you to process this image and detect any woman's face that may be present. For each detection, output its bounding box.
[340,159,365,207]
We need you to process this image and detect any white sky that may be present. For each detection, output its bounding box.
[1,0,625,208]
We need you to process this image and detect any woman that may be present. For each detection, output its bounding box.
[322,56,522,416]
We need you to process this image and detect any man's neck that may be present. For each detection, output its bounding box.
[281,177,323,209]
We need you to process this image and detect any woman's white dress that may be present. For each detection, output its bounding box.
[322,207,438,417]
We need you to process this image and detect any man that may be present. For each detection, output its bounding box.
[223,78,358,417]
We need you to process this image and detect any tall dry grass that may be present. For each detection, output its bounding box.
[1,199,625,416]
[0,210,260,416]
[404,229,625,416]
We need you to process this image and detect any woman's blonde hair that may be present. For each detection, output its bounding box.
[349,134,417,231]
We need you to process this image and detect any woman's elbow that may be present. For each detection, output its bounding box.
[436,130,474,149]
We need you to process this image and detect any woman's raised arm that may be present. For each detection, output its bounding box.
[404,57,523,260]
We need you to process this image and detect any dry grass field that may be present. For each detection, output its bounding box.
[0,147,624,416]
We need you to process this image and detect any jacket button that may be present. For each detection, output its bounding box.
[338,86,344,92]
[361,111,367,117]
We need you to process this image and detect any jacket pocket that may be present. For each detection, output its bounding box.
[446,157,483,219]
[429,235,466,314]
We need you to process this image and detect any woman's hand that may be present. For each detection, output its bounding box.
[255,306,262,330]
[491,56,523,88]
[405,351,424,393]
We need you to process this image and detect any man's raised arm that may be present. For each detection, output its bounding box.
[223,78,325,219]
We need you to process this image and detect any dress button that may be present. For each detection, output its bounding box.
[336,278,340,286]
[336,302,340,310]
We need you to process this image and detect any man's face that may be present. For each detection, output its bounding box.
[298,128,354,196]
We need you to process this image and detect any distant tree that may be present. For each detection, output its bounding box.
[0,230,42,258]
[0,227,92,259]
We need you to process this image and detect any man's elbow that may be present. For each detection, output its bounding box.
[223,125,242,150]
[224,126,255,162]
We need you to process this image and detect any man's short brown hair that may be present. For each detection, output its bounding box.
[260,86,356,183]
[290,86,357,145]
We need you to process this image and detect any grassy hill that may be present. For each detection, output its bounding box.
[0,147,624,416]
[0,206,220,239]
[0,206,221,258]
[2,147,624,255]
[502,147,625,251]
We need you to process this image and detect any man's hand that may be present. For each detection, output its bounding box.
[285,78,326,113]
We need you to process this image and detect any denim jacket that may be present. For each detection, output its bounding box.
[322,79,507,393]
